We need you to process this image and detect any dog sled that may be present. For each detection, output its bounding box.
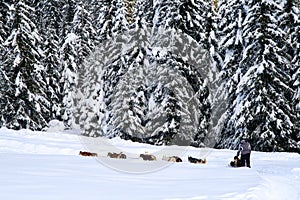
[229,156,243,167]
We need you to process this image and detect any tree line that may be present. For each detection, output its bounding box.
[0,0,299,152]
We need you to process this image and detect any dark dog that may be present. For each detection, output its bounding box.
[79,151,98,157]
[230,156,243,167]
[140,153,156,161]
[188,156,206,164]
[162,155,182,162]
[107,152,127,159]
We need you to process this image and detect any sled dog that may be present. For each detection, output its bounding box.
[188,156,206,164]
[162,155,182,162]
[140,153,156,161]
[107,152,127,159]
[79,151,98,157]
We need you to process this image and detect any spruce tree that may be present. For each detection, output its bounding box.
[0,0,10,127]
[1,0,50,130]
[0,1,6,45]
[0,0,10,67]
[76,24,211,146]
[93,0,129,43]
[100,29,149,139]
[293,67,300,147]
[76,28,133,137]
[71,1,96,64]
[36,0,65,122]
[60,0,77,128]
[154,53,210,146]
[132,0,154,29]
[286,1,300,147]
[214,0,247,145]
[110,0,129,36]
[76,47,107,137]
[219,0,298,152]
[93,0,111,42]
[152,0,209,44]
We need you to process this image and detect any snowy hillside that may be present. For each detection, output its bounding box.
[0,127,299,200]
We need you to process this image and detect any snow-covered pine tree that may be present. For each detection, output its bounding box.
[139,0,213,145]
[155,53,210,146]
[0,0,11,127]
[92,0,111,42]
[36,0,65,122]
[279,0,299,72]
[71,1,96,65]
[60,0,97,128]
[76,27,137,137]
[60,0,76,39]
[88,0,104,46]
[60,0,77,128]
[0,1,7,45]
[217,0,246,90]
[218,0,298,152]
[179,0,211,45]
[110,0,129,36]
[77,23,211,146]
[206,0,222,89]
[101,28,150,139]
[76,46,107,137]
[293,66,300,147]
[93,0,129,43]
[152,0,209,44]
[112,64,182,145]
[152,0,219,84]
[151,30,212,146]
[0,0,11,66]
[214,0,247,145]
[107,47,210,146]
[107,52,150,142]
[279,0,300,145]
[1,0,51,130]
[132,0,154,29]
[60,40,79,128]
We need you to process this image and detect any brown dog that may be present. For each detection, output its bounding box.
[188,156,206,164]
[107,152,127,159]
[140,153,156,161]
[79,151,98,157]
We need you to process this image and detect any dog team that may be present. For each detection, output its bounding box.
[79,139,251,167]
[79,151,205,164]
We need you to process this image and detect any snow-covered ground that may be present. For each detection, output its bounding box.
[0,127,299,200]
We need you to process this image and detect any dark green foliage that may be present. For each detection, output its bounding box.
[0,0,298,152]
[1,0,50,130]
[215,0,299,152]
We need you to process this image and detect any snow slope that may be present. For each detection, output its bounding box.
[0,127,299,200]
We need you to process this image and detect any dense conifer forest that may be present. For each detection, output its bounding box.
[0,0,299,152]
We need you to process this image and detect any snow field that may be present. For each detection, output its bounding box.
[0,127,299,200]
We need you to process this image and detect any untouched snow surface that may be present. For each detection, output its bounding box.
[0,127,299,200]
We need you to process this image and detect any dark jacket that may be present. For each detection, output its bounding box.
[237,140,251,156]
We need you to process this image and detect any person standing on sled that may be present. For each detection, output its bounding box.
[237,139,251,168]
